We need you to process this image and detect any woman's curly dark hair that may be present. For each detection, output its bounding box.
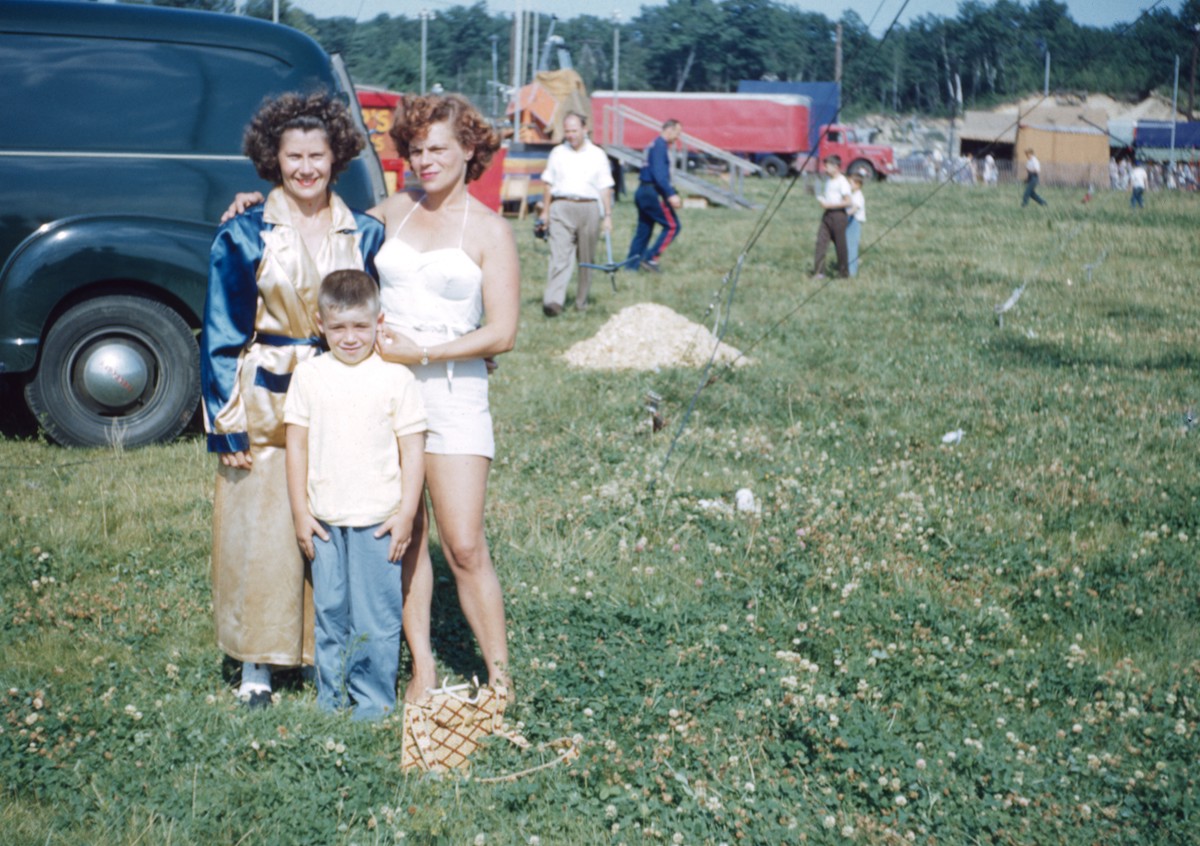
[388,93,499,184]
[243,92,365,185]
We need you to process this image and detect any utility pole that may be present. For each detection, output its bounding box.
[419,9,434,95]
[1043,50,1050,96]
[489,34,500,120]
[835,23,843,84]
[511,3,524,135]
[1190,23,1200,120]
[612,10,621,146]
[1172,55,1180,164]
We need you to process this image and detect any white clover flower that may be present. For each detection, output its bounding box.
[474,834,486,846]
[823,815,837,829]
[842,824,856,837]
[894,795,908,807]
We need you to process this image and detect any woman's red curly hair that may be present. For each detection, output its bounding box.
[389,94,499,184]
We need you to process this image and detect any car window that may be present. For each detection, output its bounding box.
[0,33,300,154]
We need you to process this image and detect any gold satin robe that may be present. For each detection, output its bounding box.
[202,189,383,666]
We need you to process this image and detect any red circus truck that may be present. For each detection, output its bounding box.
[590,90,896,180]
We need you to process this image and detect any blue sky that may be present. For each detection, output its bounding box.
[292,0,1179,36]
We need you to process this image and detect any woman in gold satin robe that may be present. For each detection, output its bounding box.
[200,93,385,708]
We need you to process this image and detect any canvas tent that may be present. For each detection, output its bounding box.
[1015,105,1110,186]
[957,110,1019,162]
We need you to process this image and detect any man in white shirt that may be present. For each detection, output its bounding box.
[812,155,852,279]
[1021,147,1048,207]
[1129,159,1148,209]
[540,112,614,316]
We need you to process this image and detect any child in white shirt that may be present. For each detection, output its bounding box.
[284,269,426,720]
[846,173,867,278]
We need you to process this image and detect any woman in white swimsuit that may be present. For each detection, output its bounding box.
[371,94,518,701]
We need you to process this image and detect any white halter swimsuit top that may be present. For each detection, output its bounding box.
[375,198,483,382]
[379,196,482,362]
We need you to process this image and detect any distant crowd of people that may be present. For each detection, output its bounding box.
[901,147,1200,194]
[1109,157,1199,191]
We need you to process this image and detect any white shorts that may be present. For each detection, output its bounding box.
[411,357,494,459]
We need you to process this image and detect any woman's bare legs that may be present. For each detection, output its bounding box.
[424,453,510,690]
[401,501,438,703]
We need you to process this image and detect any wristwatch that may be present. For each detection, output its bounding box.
[420,347,429,366]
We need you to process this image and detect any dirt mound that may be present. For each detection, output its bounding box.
[562,303,749,371]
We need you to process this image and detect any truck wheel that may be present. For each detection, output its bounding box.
[25,296,200,448]
[848,160,876,181]
[760,155,788,177]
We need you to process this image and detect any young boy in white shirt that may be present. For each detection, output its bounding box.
[846,172,867,278]
[284,269,426,720]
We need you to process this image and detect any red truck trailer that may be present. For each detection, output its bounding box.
[591,90,896,180]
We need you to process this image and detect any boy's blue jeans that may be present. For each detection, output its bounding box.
[846,218,861,277]
[311,523,403,720]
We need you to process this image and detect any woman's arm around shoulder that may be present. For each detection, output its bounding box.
[367,189,422,235]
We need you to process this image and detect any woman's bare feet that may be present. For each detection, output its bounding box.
[404,663,438,704]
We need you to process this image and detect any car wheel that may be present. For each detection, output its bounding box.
[25,295,200,448]
[760,155,788,177]
[849,159,876,181]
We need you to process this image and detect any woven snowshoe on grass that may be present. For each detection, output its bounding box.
[400,680,528,772]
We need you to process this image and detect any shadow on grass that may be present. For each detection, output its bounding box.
[987,333,1200,372]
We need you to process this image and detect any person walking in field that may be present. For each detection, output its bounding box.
[540,111,614,316]
[1129,159,1148,209]
[1021,147,1048,207]
[624,118,683,273]
[811,155,852,279]
[285,269,426,720]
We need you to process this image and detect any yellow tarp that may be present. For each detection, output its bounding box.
[507,69,591,143]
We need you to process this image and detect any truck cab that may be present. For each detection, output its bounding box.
[818,124,898,181]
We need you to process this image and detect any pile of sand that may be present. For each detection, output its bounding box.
[562,303,750,371]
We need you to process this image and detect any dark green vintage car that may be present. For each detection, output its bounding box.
[0,0,386,447]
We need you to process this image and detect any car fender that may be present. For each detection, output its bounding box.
[0,214,212,373]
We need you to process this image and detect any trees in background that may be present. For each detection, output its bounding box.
[143,0,1198,117]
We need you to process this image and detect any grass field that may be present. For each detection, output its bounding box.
[2,177,1198,845]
